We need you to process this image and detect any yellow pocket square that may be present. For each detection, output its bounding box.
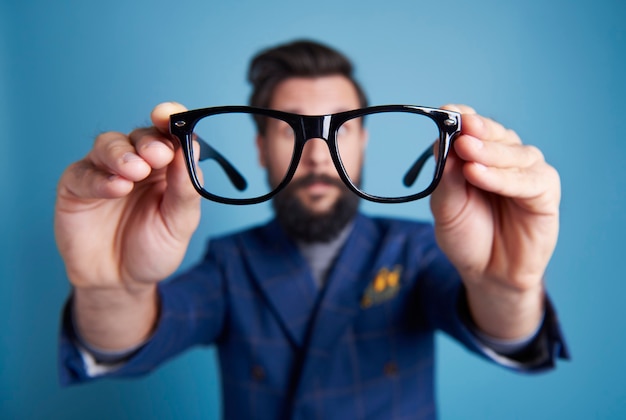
[361,266,402,308]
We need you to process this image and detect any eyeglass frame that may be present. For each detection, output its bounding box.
[169,105,461,205]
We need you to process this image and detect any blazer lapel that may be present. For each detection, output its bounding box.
[295,214,383,386]
[240,219,319,349]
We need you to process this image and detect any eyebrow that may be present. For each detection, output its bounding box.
[271,106,357,116]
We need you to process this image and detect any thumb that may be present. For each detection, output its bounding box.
[151,102,189,135]
[430,147,469,226]
[159,145,202,240]
[153,102,201,238]
[430,104,473,225]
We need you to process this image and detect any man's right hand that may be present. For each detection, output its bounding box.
[55,102,201,350]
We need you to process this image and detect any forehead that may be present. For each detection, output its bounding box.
[269,75,361,115]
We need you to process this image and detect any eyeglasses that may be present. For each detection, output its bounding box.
[169,105,461,205]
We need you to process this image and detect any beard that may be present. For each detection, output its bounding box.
[272,173,360,243]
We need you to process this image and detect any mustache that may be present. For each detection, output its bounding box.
[288,173,345,190]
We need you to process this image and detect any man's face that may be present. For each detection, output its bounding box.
[256,75,367,216]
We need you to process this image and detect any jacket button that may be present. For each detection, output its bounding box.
[384,362,398,376]
[251,365,265,381]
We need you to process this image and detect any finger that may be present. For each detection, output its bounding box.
[461,114,519,145]
[148,102,201,217]
[151,102,188,134]
[441,104,477,115]
[462,159,561,206]
[453,136,544,170]
[58,159,136,200]
[430,147,470,223]
[131,101,189,169]
[159,145,202,239]
[88,131,152,182]
[129,127,176,170]
[441,104,519,146]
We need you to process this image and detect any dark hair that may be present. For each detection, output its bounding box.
[247,39,368,127]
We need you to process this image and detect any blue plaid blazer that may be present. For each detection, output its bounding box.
[60,213,568,419]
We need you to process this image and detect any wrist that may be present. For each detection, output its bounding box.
[73,284,159,351]
[464,278,545,340]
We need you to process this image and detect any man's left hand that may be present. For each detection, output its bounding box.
[430,104,560,340]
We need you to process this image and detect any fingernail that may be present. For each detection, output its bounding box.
[122,152,142,163]
[474,162,488,172]
[468,135,484,150]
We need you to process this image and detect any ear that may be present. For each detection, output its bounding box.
[256,134,267,168]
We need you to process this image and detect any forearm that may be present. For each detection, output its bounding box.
[465,279,545,341]
[72,284,159,351]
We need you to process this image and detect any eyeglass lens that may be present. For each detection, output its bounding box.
[340,111,439,200]
[192,112,295,201]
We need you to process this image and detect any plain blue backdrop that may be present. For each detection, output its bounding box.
[2,0,625,418]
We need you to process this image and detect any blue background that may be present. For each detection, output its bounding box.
[2,0,625,418]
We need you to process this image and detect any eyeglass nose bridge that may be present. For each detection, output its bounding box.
[300,115,333,142]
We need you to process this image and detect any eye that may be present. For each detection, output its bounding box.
[280,124,295,138]
[267,120,295,140]
[337,125,348,137]
[337,119,359,138]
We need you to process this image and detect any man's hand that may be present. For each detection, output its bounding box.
[54,102,201,350]
[430,105,560,340]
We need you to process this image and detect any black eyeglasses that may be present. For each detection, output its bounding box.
[169,105,461,205]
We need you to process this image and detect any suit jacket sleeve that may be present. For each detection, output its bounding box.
[415,232,570,372]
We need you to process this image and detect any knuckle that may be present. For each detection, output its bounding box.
[505,129,521,144]
[70,160,92,178]
[457,104,477,114]
[129,126,152,140]
[105,141,131,162]
[525,145,545,162]
[130,127,171,149]
[440,103,461,113]
[545,164,561,187]
[487,119,505,138]
[441,103,476,114]
[93,131,125,147]
[92,132,131,159]
[529,160,561,203]
[99,133,133,158]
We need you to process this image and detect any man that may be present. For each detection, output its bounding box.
[56,40,568,419]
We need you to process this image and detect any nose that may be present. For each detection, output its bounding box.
[300,138,332,170]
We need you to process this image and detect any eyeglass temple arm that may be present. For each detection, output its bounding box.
[195,136,248,191]
[403,144,434,187]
